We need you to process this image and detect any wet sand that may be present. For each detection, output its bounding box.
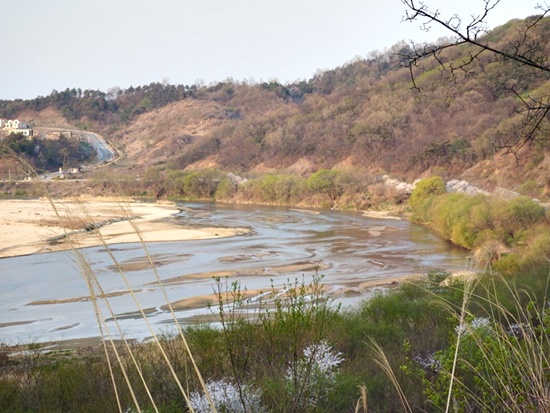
[0,198,250,258]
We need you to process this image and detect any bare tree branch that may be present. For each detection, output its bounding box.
[400,1,550,153]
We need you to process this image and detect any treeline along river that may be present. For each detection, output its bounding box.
[0,203,471,345]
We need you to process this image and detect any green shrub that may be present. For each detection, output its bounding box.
[273,175,308,204]
[505,196,546,229]
[259,174,279,201]
[408,176,445,211]
[420,282,550,413]
[518,229,550,270]
[182,169,223,198]
[308,169,343,200]
[215,177,237,199]
[239,174,309,204]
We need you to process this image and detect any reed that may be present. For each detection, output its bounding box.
[371,267,550,413]
[0,146,216,412]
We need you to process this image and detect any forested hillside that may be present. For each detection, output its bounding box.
[1,16,549,198]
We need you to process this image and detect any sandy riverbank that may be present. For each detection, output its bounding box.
[0,198,250,259]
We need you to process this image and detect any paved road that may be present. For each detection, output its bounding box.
[81,132,115,163]
[33,126,116,165]
[24,127,116,180]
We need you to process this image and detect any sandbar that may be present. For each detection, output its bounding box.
[0,198,250,259]
[361,210,402,220]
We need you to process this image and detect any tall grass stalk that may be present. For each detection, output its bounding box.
[74,249,141,413]
[15,159,161,411]
[369,338,413,413]
[1,148,216,412]
[444,277,476,413]
[460,269,550,412]
[86,258,162,413]
[0,148,132,412]
[354,384,368,413]
[106,181,218,412]
[67,188,212,412]
[373,267,550,412]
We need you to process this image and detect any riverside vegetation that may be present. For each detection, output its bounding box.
[1,176,549,412]
[1,12,550,413]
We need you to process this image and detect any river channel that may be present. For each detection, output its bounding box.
[0,203,471,345]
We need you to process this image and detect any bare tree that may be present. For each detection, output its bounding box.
[400,0,550,153]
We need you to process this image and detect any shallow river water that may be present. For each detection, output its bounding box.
[0,203,471,345]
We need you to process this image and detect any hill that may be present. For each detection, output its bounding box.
[1,16,549,201]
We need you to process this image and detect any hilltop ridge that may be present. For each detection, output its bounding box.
[1,16,549,201]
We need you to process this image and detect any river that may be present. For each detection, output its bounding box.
[0,203,471,346]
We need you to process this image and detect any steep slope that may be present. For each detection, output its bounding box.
[112,99,230,168]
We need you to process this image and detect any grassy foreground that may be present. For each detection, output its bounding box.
[1,266,550,412]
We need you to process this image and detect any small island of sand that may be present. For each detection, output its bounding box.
[0,198,250,259]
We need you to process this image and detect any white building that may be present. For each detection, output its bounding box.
[0,118,33,137]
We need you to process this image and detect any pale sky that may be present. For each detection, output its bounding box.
[1,0,542,100]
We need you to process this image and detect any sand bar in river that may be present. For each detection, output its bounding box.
[0,198,249,258]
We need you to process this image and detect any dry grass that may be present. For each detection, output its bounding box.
[1,146,218,413]
[370,268,550,413]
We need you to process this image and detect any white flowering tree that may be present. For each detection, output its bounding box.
[285,340,344,411]
[189,379,264,413]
